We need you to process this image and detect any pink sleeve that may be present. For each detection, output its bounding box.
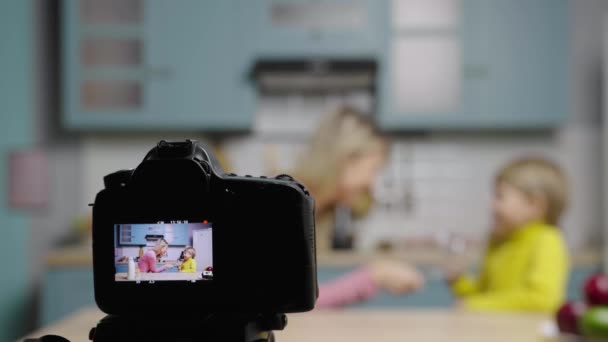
[138,251,158,273]
[316,267,378,309]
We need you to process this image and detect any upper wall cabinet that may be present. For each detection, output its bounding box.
[62,0,255,131]
[378,0,569,130]
[63,0,570,131]
[240,0,383,58]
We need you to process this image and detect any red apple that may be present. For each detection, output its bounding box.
[585,274,608,306]
[556,301,587,334]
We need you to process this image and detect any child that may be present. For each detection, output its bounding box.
[178,246,197,273]
[448,157,570,313]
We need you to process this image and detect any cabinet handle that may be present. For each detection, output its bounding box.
[463,65,489,80]
[308,29,323,41]
[145,67,174,80]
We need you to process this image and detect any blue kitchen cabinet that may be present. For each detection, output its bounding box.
[118,224,190,246]
[117,225,146,246]
[170,229,190,246]
[166,223,190,246]
[130,227,148,246]
[241,0,383,58]
[378,0,569,130]
[62,0,254,131]
[40,267,94,326]
[475,0,569,128]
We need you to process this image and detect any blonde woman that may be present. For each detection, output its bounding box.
[138,238,175,273]
[293,107,424,308]
[293,107,387,252]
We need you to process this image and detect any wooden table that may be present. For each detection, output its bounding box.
[114,272,203,281]
[23,307,554,342]
[46,244,601,268]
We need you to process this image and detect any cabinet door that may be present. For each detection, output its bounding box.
[478,0,569,127]
[378,0,569,130]
[131,227,147,245]
[63,0,146,129]
[378,0,465,129]
[166,224,189,246]
[243,0,382,58]
[41,268,95,326]
[143,0,253,130]
[62,0,254,130]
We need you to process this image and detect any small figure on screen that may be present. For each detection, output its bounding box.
[138,238,174,273]
[178,246,197,273]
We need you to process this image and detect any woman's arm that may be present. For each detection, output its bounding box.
[140,251,172,273]
[316,261,424,309]
[316,267,378,309]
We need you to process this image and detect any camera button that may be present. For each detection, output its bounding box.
[275,174,294,181]
[296,182,310,196]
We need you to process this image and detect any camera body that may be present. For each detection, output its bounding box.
[92,140,317,317]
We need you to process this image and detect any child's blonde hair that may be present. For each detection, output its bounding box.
[496,157,569,225]
[293,106,388,213]
[152,238,168,255]
[184,246,196,258]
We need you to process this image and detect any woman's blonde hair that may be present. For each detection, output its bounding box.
[496,157,569,225]
[292,106,388,214]
[184,246,196,258]
[152,238,169,255]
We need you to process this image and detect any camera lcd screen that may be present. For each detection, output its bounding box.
[114,221,213,283]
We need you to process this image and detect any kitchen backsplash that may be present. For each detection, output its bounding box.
[79,95,602,253]
[114,246,183,262]
[223,95,603,252]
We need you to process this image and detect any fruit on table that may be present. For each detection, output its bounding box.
[556,301,587,334]
[585,274,608,306]
[580,306,608,337]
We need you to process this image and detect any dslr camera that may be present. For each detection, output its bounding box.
[42,140,317,342]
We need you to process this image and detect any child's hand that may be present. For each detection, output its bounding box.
[443,263,465,285]
[441,259,470,285]
[453,299,466,310]
[368,260,425,295]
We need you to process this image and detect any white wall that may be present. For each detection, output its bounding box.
[193,228,213,271]
[115,246,189,263]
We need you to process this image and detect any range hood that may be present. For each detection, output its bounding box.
[145,235,164,246]
[251,59,376,93]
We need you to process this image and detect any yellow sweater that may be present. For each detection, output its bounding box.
[178,258,197,273]
[452,221,569,313]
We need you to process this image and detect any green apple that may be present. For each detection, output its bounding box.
[580,306,608,337]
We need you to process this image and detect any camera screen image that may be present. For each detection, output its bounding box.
[114,221,213,283]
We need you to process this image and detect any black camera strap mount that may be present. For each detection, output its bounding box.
[88,312,287,342]
[26,313,287,342]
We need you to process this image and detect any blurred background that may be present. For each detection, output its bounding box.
[1,0,607,340]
